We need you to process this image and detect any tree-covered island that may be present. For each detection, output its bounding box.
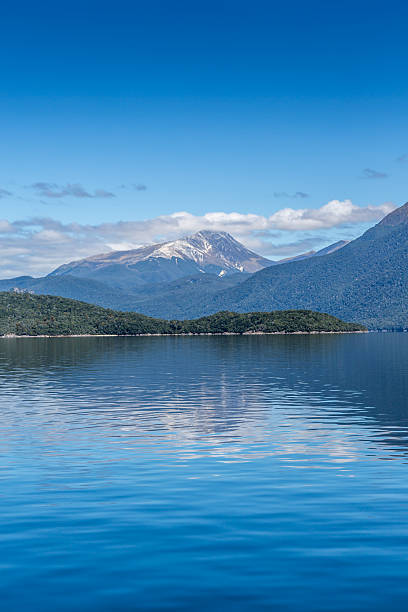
[0,292,366,336]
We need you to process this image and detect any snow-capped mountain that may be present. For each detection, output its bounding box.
[49,230,273,289]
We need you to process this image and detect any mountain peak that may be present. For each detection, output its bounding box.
[49,229,273,286]
[189,229,239,243]
[378,202,408,227]
[193,229,231,237]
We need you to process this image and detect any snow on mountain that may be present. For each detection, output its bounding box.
[49,230,273,288]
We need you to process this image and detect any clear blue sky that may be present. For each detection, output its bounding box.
[0,0,407,276]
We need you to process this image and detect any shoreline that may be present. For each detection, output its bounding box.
[0,330,368,338]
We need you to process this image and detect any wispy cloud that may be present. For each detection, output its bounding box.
[274,191,309,199]
[31,182,115,198]
[0,189,12,198]
[0,200,395,278]
[93,188,116,198]
[118,183,147,191]
[397,154,407,163]
[0,220,13,233]
[361,168,388,179]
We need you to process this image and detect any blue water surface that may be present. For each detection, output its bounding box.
[1,334,408,611]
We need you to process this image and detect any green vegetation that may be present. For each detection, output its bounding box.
[0,293,166,336]
[173,310,365,334]
[3,204,408,329]
[199,206,408,329]
[0,292,365,336]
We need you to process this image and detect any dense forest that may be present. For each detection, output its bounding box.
[0,292,366,336]
[196,204,408,329]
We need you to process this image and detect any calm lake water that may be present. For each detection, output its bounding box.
[1,334,408,611]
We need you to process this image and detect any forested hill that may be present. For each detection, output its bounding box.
[196,201,408,329]
[0,293,365,336]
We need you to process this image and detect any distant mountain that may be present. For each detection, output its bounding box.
[189,201,408,329]
[0,232,351,314]
[96,239,352,320]
[314,240,350,257]
[0,274,137,310]
[48,230,273,289]
[123,272,250,318]
[275,240,349,264]
[275,251,316,264]
[0,271,247,313]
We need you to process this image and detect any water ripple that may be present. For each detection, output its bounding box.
[1,334,408,610]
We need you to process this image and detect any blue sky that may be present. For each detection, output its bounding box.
[0,0,407,276]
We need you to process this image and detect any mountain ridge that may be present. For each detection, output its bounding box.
[3,207,406,328]
[47,230,350,290]
[0,232,350,316]
[188,202,408,328]
[49,230,273,288]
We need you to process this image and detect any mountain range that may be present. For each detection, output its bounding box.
[1,202,408,328]
[200,202,408,329]
[49,230,272,288]
[0,229,349,314]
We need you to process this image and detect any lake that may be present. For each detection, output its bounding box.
[1,334,408,611]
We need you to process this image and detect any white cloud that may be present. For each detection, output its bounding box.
[268,200,394,230]
[0,200,395,278]
[0,220,13,233]
[34,229,69,242]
